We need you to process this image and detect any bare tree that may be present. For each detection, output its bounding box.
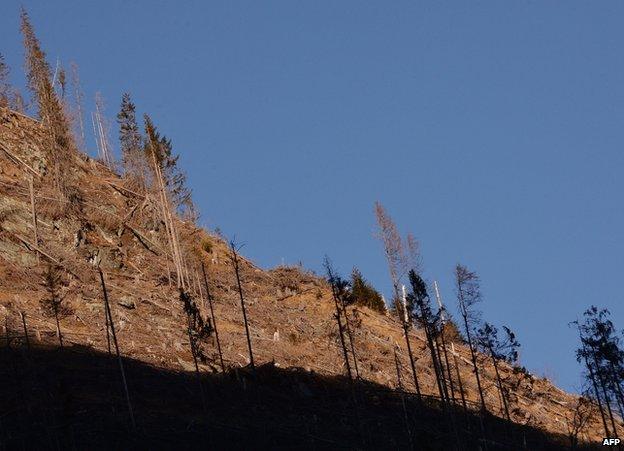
[566,395,596,449]
[201,262,225,372]
[324,257,360,379]
[230,240,254,370]
[180,289,212,411]
[0,53,12,108]
[93,92,114,168]
[97,268,136,430]
[455,263,487,412]
[476,323,520,421]
[145,115,187,289]
[374,202,422,399]
[374,201,406,305]
[407,270,448,402]
[69,62,85,149]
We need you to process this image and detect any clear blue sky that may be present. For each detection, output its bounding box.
[2,1,623,393]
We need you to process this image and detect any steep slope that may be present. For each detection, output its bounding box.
[0,107,614,447]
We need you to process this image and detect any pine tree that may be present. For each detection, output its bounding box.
[407,270,449,402]
[117,93,147,188]
[144,115,192,217]
[350,267,385,313]
[20,8,74,192]
[574,306,624,437]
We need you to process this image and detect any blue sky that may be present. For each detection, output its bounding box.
[2,1,623,392]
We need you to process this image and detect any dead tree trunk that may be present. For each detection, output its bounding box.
[20,312,30,350]
[400,286,422,401]
[338,292,360,379]
[451,342,469,417]
[28,175,39,263]
[590,348,619,437]
[182,290,207,413]
[329,277,353,380]
[148,140,185,289]
[394,346,413,448]
[488,347,511,422]
[53,305,63,348]
[230,241,254,371]
[201,262,225,372]
[461,313,486,412]
[439,330,456,403]
[98,268,136,431]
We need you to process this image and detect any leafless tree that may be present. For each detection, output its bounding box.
[374,202,422,399]
[566,395,596,449]
[201,262,225,372]
[324,257,360,379]
[455,263,487,412]
[69,62,85,149]
[230,239,254,370]
[0,53,12,108]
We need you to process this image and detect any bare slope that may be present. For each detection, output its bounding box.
[0,107,613,445]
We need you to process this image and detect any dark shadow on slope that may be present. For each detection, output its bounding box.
[0,341,600,450]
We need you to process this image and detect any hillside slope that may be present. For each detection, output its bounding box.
[0,107,613,448]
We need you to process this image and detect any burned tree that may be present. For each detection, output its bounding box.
[40,264,71,347]
[476,323,520,421]
[454,263,487,412]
